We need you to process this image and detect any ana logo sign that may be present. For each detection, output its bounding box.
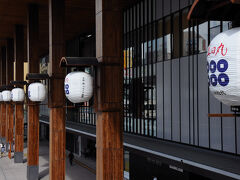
[208,59,229,87]
[65,84,69,95]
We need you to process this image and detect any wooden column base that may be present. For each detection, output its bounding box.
[0,103,2,138]
[96,111,123,180]
[7,104,14,159]
[27,104,39,168]
[15,104,24,163]
[1,104,6,140]
[50,107,65,180]
[0,104,5,138]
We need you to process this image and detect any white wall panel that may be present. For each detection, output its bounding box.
[164,61,172,140]
[172,59,180,142]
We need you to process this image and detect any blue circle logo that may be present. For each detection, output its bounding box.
[210,60,217,73]
[218,73,229,86]
[65,84,69,95]
[210,74,218,86]
[208,59,229,87]
[217,59,228,72]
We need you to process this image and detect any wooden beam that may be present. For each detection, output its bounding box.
[48,0,66,180]
[6,38,14,159]
[27,4,40,180]
[14,24,25,163]
[95,0,123,179]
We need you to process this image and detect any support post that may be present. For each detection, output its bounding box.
[14,24,25,163]
[0,50,1,140]
[6,38,14,159]
[27,4,40,180]
[0,47,6,144]
[48,0,66,179]
[95,0,124,179]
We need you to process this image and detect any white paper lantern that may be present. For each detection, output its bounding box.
[207,27,240,106]
[0,92,3,101]
[64,72,93,103]
[11,88,25,102]
[2,90,12,102]
[28,82,46,102]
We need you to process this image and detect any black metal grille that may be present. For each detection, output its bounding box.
[124,0,157,137]
[123,0,239,155]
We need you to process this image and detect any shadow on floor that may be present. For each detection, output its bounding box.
[38,168,49,180]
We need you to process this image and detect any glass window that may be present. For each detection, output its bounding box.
[223,21,232,32]
[210,21,221,42]
[173,12,180,58]
[210,21,220,28]
[157,20,163,61]
[164,16,171,60]
[198,21,208,53]
[190,20,198,55]
[182,9,189,56]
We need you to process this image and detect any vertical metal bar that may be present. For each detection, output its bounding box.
[162,17,165,139]
[123,11,127,132]
[154,5,158,137]
[143,0,147,136]
[139,2,143,135]
[132,7,136,134]
[197,20,200,146]
[179,11,182,143]
[170,14,173,141]
[127,9,131,133]
[129,8,132,133]
[134,4,139,134]
[208,20,211,149]
[189,17,191,144]
[193,19,196,145]
[137,3,141,135]
[146,0,150,136]
[151,0,154,137]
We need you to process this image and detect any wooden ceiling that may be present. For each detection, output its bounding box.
[0,0,138,57]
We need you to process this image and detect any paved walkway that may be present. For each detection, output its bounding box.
[0,141,96,180]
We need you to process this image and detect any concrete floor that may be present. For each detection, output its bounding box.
[0,141,96,180]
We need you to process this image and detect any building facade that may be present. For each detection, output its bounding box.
[37,0,240,180]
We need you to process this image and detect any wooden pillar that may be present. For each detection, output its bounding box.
[48,0,65,179]
[27,4,40,180]
[0,47,6,143]
[6,38,14,159]
[0,49,1,139]
[14,24,25,163]
[95,0,124,179]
